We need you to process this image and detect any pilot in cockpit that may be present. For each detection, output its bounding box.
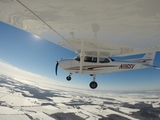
[84,56,92,62]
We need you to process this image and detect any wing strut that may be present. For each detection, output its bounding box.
[80,40,85,73]
[16,0,76,51]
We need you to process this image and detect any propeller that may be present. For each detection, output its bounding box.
[55,61,59,76]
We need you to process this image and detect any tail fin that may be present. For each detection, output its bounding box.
[142,52,156,65]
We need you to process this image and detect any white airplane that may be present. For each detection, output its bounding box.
[0,0,160,89]
[55,52,159,89]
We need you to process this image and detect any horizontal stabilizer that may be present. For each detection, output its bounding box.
[143,64,160,69]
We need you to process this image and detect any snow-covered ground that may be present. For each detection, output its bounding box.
[0,74,160,120]
[0,115,30,120]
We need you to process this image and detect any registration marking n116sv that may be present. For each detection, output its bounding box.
[119,64,135,69]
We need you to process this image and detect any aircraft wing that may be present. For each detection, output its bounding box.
[0,0,160,57]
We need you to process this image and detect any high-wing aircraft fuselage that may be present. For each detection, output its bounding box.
[58,57,147,75]
[55,52,157,89]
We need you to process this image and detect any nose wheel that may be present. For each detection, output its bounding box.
[89,74,98,89]
[89,81,98,89]
[66,73,72,81]
[66,76,71,81]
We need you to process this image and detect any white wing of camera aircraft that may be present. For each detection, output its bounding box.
[0,0,160,89]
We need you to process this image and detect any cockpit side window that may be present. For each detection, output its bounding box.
[84,56,97,63]
[75,56,110,63]
[99,58,110,63]
[84,56,92,62]
[92,57,97,63]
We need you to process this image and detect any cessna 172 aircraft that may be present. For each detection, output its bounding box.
[56,52,159,89]
[0,0,160,89]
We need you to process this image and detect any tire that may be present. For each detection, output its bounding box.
[66,76,71,81]
[89,81,98,89]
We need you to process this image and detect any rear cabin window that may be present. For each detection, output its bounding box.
[99,58,110,63]
[109,57,115,61]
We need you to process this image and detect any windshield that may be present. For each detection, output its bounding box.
[75,55,80,61]
[99,58,110,63]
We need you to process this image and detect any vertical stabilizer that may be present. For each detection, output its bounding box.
[142,52,156,65]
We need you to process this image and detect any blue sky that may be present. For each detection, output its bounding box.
[0,21,160,91]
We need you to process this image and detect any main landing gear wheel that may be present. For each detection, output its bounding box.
[89,81,98,89]
[66,76,71,81]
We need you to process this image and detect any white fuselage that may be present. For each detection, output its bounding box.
[58,58,148,75]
